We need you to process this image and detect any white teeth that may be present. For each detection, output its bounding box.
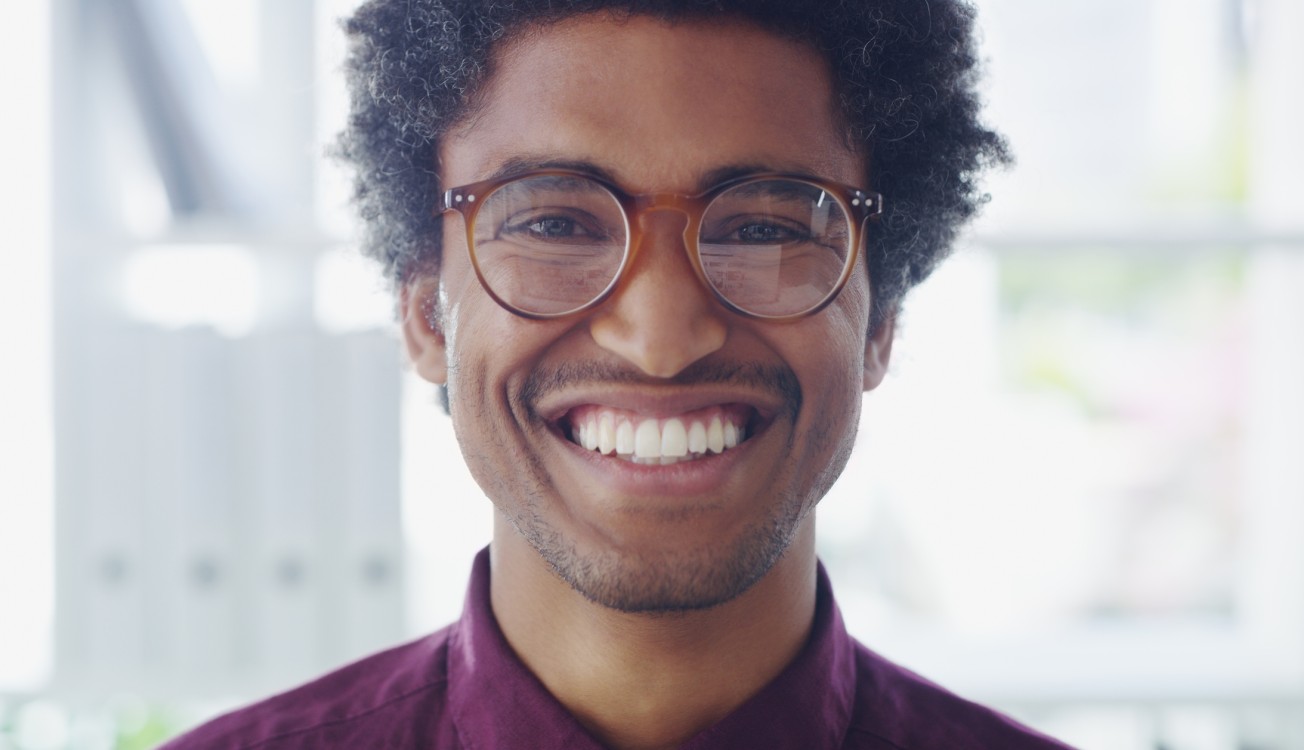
[571,411,750,462]
[634,419,660,458]
[616,421,635,455]
[688,421,707,454]
[598,413,615,455]
[707,417,725,454]
[660,418,688,457]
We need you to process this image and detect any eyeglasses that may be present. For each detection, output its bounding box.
[439,169,883,321]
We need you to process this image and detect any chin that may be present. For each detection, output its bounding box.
[525,506,806,614]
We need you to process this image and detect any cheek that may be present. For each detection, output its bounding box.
[806,272,872,379]
[788,272,870,465]
[438,266,564,429]
[438,244,507,393]
[438,281,506,432]
[799,341,865,507]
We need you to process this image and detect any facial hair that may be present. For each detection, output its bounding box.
[499,358,814,614]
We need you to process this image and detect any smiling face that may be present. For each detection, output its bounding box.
[403,13,893,612]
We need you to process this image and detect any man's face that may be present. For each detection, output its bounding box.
[405,14,892,611]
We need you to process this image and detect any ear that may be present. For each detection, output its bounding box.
[400,277,448,385]
[863,313,895,391]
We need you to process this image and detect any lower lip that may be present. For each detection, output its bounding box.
[552,425,762,496]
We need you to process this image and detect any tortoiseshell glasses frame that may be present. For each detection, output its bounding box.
[439,169,884,322]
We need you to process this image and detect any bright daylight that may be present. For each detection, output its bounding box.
[2,0,1302,748]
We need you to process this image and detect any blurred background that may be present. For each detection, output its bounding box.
[1,0,1302,747]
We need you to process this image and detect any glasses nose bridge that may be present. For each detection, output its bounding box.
[627,192,704,250]
[614,191,712,304]
[630,191,699,222]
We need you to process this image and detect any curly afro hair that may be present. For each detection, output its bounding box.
[336,0,1009,332]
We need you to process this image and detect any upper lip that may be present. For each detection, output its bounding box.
[533,385,786,426]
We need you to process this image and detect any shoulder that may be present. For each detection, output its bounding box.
[159,626,458,750]
[843,643,1074,750]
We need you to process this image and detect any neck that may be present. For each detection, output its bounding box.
[490,518,819,750]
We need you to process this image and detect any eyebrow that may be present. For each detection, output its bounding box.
[481,156,816,194]
[484,156,620,185]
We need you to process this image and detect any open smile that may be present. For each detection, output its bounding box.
[559,404,760,465]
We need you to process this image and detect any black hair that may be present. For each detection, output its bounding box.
[336,0,1009,332]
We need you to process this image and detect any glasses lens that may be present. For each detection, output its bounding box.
[471,174,628,316]
[699,179,853,317]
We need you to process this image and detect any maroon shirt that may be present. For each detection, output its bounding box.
[161,548,1072,749]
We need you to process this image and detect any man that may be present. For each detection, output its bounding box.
[165,0,1070,747]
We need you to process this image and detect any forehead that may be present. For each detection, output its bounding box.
[439,14,863,192]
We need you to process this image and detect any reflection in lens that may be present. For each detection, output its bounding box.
[472,175,627,315]
[699,180,852,317]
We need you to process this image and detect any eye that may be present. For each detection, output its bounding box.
[499,209,614,244]
[508,215,583,240]
[733,222,804,243]
[703,215,810,245]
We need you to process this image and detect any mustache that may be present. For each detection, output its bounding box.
[519,360,802,417]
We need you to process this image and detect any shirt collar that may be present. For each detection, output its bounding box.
[447,547,857,749]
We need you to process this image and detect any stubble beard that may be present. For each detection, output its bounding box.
[500,359,828,614]
[515,487,811,614]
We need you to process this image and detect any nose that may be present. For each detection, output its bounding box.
[588,211,727,378]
